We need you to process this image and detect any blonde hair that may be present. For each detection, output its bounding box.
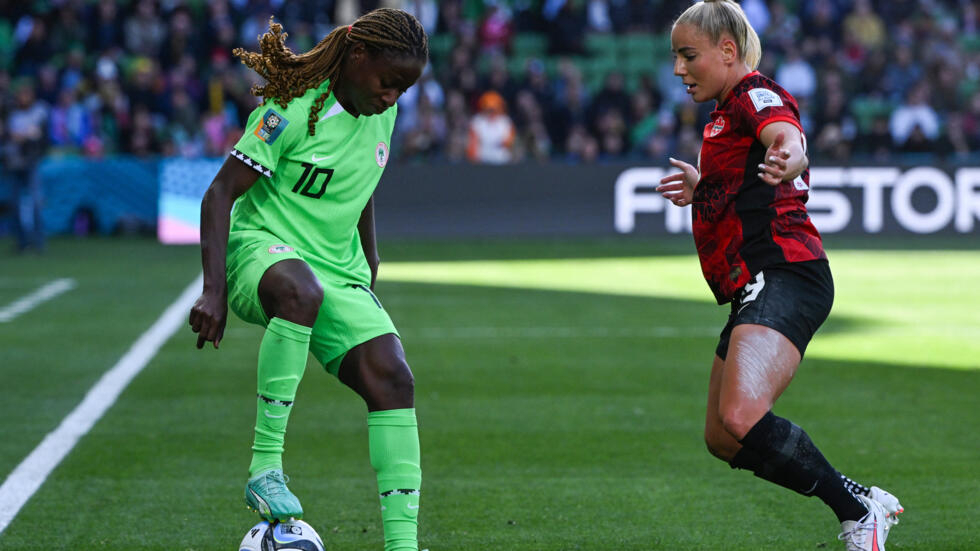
[234,8,428,136]
[674,0,762,70]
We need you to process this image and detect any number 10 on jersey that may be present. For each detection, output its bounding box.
[292,162,335,199]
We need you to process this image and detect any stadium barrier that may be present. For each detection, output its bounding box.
[3,158,977,240]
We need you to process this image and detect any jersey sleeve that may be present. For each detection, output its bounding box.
[737,86,803,140]
[231,102,305,178]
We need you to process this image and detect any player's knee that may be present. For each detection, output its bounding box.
[378,358,414,399]
[270,278,323,323]
[704,427,735,461]
[719,406,754,442]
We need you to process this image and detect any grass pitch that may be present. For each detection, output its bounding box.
[0,236,977,550]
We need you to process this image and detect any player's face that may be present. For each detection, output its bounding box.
[671,23,730,104]
[339,46,425,116]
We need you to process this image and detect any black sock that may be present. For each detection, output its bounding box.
[732,411,868,523]
[841,474,871,497]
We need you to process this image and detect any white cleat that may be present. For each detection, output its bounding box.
[869,486,903,530]
[838,494,889,551]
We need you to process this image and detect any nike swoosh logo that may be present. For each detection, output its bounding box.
[311,154,333,163]
[406,503,419,509]
[248,488,271,517]
[264,411,287,419]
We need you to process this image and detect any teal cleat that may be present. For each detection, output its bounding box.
[245,469,303,521]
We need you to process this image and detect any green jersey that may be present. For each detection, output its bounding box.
[230,79,397,284]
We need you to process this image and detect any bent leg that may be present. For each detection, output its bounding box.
[340,334,420,551]
[249,259,322,476]
[721,324,867,522]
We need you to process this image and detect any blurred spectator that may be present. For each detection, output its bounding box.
[857,115,894,162]
[403,0,439,34]
[889,82,941,151]
[124,0,166,59]
[124,104,161,156]
[589,71,631,129]
[565,123,599,163]
[741,0,770,36]
[961,91,980,151]
[13,16,52,78]
[477,4,512,55]
[775,46,817,101]
[48,87,93,151]
[763,1,799,54]
[545,2,586,56]
[4,80,47,252]
[0,0,976,166]
[585,0,613,33]
[87,0,125,53]
[512,90,552,161]
[882,45,923,103]
[842,0,886,52]
[466,90,515,164]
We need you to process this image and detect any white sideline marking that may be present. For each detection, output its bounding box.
[0,278,77,323]
[0,275,202,534]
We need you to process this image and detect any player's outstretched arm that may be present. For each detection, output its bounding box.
[189,157,261,349]
[757,122,808,186]
[657,156,699,207]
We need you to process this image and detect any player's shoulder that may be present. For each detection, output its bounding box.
[253,80,331,123]
[731,72,797,114]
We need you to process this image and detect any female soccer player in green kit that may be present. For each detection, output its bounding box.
[188,9,427,551]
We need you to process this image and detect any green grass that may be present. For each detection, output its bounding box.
[0,236,977,550]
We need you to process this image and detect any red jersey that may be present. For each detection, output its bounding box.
[692,71,826,304]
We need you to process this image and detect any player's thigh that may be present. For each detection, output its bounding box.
[720,324,800,419]
[226,230,308,326]
[307,281,399,377]
[714,264,832,436]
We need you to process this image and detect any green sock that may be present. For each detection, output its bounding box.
[249,317,312,476]
[368,408,422,551]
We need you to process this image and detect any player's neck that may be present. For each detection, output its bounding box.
[332,86,360,118]
[715,65,753,106]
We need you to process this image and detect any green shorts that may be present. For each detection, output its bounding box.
[226,230,399,375]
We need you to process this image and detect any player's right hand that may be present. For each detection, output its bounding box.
[189,290,227,349]
[657,157,699,207]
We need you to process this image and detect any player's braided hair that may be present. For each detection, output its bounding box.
[233,8,428,136]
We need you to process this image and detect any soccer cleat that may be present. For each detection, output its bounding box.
[869,486,903,529]
[838,495,889,551]
[245,469,304,521]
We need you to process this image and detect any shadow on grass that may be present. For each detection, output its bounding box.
[2,274,977,550]
[378,234,979,263]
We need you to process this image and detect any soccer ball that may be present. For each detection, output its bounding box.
[239,519,326,551]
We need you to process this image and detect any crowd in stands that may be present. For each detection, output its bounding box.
[2,0,979,167]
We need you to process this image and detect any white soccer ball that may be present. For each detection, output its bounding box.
[239,519,326,551]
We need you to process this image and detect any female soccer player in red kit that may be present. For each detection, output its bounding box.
[657,2,902,550]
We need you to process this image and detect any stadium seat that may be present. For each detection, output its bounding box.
[512,33,548,57]
[850,97,895,133]
[584,33,620,58]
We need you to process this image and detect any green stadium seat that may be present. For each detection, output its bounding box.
[512,33,548,57]
[850,97,895,133]
[428,33,456,58]
[584,33,619,57]
[621,33,661,56]
[960,34,980,53]
[957,77,980,102]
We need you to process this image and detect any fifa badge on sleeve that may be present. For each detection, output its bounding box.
[254,109,289,145]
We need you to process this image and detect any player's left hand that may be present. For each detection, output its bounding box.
[758,131,791,186]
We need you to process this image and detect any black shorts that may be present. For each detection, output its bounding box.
[716,260,834,360]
